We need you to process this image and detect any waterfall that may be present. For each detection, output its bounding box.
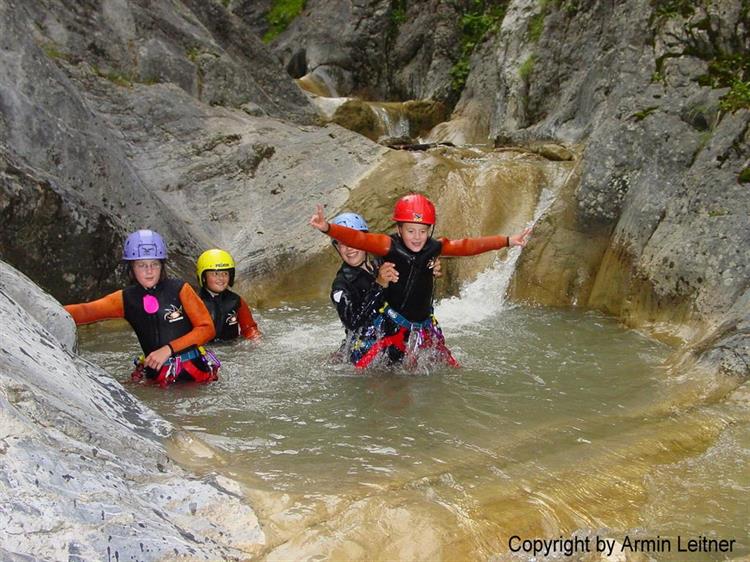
[435,187,557,330]
[368,104,411,139]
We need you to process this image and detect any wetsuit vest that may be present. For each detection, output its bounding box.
[383,235,443,322]
[199,287,242,341]
[122,279,194,356]
[331,259,384,333]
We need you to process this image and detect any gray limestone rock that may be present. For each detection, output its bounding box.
[453,0,749,374]
[0,259,265,559]
[0,0,383,304]
[252,0,463,103]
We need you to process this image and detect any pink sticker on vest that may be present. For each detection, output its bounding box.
[143,294,159,314]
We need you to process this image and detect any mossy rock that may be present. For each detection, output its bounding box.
[332,100,382,141]
[402,100,449,137]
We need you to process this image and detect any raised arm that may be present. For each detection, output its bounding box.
[327,223,392,256]
[310,204,392,256]
[440,235,508,256]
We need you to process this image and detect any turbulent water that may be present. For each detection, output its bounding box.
[77,255,749,561]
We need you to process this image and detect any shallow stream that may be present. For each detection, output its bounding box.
[77,257,749,561]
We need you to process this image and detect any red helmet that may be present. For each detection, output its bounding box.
[392,194,436,225]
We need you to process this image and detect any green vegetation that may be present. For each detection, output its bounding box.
[94,66,133,87]
[720,79,750,112]
[186,46,202,62]
[707,208,729,217]
[556,0,581,15]
[518,54,537,80]
[263,0,306,43]
[528,0,553,42]
[739,167,750,184]
[651,0,696,19]
[631,106,659,121]
[527,0,581,42]
[528,11,545,42]
[390,0,407,24]
[41,43,70,61]
[697,53,750,112]
[449,0,508,93]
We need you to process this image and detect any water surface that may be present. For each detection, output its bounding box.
[75,280,749,560]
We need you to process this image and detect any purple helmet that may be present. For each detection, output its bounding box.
[122,230,167,261]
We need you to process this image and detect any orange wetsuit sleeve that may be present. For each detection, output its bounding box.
[237,297,261,339]
[439,235,510,256]
[64,290,124,324]
[326,223,392,256]
[170,283,216,353]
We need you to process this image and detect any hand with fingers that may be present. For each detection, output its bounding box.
[429,257,443,278]
[509,226,533,248]
[310,204,329,232]
[376,261,399,288]
[145,345,172,371]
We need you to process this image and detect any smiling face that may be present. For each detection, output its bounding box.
[204,270,231,293]
[397,222,431,252]
[132,259,163,289]
[336,242,367,268]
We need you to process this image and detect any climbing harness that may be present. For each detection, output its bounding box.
[131,346,220,387]
[354,304,459,369]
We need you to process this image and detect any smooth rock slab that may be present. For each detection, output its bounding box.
[0,260,265,560]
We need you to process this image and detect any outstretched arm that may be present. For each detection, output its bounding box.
[64,290,125,324]
[440,227,532,256]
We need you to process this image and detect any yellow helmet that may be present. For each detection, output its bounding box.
[196,249,236,287]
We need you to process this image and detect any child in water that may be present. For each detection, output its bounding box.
[327,212,398,363]
[195,249,261,341]
[64,230,220,386]
[310,194,531,368]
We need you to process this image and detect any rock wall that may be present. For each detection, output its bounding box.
[445,0,749,377]
[0,0,385,303]
[245,0,464,102]
[0,260,265,560]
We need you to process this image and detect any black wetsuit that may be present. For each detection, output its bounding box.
[199,287,241,341]
[330,259,385,362]
[381,234,442,323]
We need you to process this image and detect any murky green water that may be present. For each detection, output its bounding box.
[76,284,749,561]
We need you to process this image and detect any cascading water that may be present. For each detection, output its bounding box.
[436,187,557,329]
[368,104,411,139]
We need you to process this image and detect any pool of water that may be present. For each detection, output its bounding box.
[76,290,749,560]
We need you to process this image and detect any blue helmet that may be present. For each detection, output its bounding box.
[122,230,167,260]
[330,212,369,232]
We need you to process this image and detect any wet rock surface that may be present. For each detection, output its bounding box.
[452,0,750,376]
[0,260,264,560]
